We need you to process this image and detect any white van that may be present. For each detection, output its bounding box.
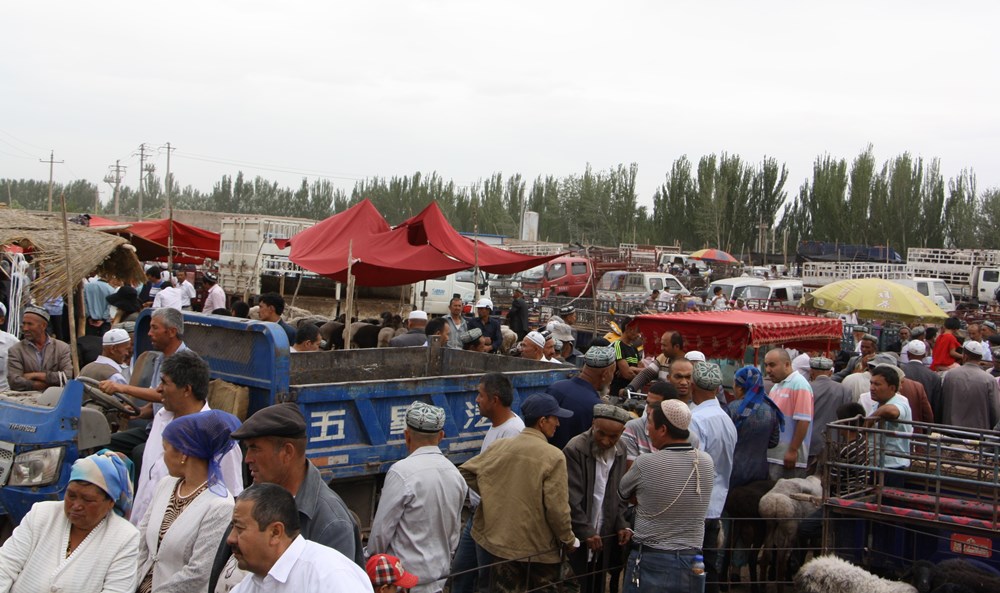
[596,271,689,301]
[708,277,765,301]
[890,277,956,313]
[411,269,490,315]
[739,279,804,307]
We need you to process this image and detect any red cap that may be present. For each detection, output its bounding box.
[366,554,420,588]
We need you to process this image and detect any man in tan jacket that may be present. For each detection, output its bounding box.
[460,393,579,593]
[7,306,73,391]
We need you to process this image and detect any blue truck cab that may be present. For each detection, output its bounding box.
[0,309,576,530]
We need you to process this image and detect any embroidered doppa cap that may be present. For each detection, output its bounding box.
[692,361,723,390]
[459,328,483,346]
[23,305,50,323]
[593,403,631,425]
[559,305,576,316]
[367,554,420,588]
[809,356,834,370]
[405,401,446,433]
[660,398,691,431]
[584,345,616,368]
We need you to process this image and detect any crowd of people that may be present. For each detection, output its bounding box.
[2,259,1000,592]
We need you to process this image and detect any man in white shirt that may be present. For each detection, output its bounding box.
[175,269,197,310]
[0,302,20,391]
[152,281,184,311]
[368,403,467,593]
[203,272,227,313]
[228,483,370,593]
[130,349,243,525]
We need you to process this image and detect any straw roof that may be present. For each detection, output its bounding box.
[0,207,145,302]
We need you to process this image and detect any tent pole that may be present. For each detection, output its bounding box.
[167,206,174,273]
[59,192,80,376]
[344,240,355,350]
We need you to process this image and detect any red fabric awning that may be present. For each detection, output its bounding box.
[283,199,565,286]
[392,202,565,274]
[282,199,470,286]
[87,215,125,227]
[100,219,221,264]
[633,310,843,360]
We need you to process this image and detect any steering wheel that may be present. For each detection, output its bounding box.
[76,376,141,417]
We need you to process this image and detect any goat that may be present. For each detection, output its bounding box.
[757,475,822,591]
[909,558,1000,593]
[721,479,775,593]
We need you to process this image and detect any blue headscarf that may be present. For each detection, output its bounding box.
[69,450,134,517]
[162,410,242,496]
[733,366,785,431]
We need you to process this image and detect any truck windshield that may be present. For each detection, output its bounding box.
[598,273,627,291]
[742,286,770,300]
[520,265,545,282]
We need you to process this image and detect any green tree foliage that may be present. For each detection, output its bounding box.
[2,147,993,256]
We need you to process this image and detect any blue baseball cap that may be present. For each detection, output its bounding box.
[521,393,573,419]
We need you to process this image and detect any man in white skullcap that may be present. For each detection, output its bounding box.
[390,311,430,347]
[368,402,467,593]
[79,328,132,385]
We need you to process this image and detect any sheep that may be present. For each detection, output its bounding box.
[794,555,917,593]
[757,475,822,590]
[721,479,775,593]
[908,558,1000,593]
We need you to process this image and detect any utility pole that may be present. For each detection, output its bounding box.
[40,150,64,212]
[103,160,126,216]
[161,142,175,213]
[134,143,155,221]
[94,187,101,214]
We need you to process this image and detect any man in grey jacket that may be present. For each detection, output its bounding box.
[6,306,73,391]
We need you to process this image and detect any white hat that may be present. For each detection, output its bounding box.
[408,310,428,321]
[102,328,131,346]
[475,298,493,310]
[0,301,5,318]
[963,340,985,358]
[904,340,926,357]
[684,350,706,362]
[524,331,545,348]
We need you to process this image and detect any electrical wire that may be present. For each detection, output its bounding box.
[172,150,363,182]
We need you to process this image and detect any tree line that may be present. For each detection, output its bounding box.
[2,146,996,254]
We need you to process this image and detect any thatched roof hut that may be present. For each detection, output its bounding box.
[0,207,145,303]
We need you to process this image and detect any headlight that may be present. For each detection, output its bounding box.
[8,447,64,487]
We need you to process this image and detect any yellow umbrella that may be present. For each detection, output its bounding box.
[801,278,949,323]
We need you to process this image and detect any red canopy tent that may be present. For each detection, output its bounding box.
[98,219,221,264]
[633,310,843,361]
[391,202,565,275]
[87,215,127,228]
[282,199,564,286]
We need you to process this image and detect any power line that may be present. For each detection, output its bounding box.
[0,147,36,161]
[0,128,47,152]
[0,136,39,158]
[172,150,363,182]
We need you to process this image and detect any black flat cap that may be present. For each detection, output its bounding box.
[231,402,307,440]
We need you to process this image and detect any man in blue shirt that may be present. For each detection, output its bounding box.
[468,298,502,354]
[547,345,617,449]
[258,292,297,346]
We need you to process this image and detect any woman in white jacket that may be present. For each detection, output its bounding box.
[0,451,139,593]
[136,409,242,593]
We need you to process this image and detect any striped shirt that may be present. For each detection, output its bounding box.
[618,443,714,551]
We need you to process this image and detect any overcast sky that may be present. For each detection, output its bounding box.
[2,1,997,215]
